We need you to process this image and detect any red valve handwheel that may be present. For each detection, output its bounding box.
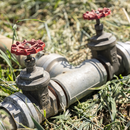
[11,39,45,55]
[83,8,111,20]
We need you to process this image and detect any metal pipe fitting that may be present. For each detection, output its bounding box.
[0,58,108,129]
[1,40,130,129]
[51,59,107,107]
[1,19,130,129]
[36,41,130,79]
[83,8,124,80]
[36,53,73,78]
[116,41,130,75]
[0,92,39,129]
[16,53,52,123]
[0,91,58,129]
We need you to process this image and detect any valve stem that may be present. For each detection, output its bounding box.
[96,19,100,25]
[25,55,36,73]
[95,20,103,36]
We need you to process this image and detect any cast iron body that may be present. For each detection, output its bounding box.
[83,8,123,80]
[16,55,51,123]
[88,22,123,80]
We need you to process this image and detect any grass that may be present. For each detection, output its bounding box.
[1,0,130,129]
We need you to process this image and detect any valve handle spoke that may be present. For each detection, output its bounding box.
[83,8,111,20]
[83,8,111,36]
[11,39,45,55]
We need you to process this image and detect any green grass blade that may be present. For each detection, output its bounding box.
[16,19,45,23]
[31,116,45,130]
[111,98,116,121]
[0,50,13,70]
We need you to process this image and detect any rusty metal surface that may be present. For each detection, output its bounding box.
[49,80,67,111]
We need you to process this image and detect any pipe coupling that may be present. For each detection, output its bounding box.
[0,92,39,129]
